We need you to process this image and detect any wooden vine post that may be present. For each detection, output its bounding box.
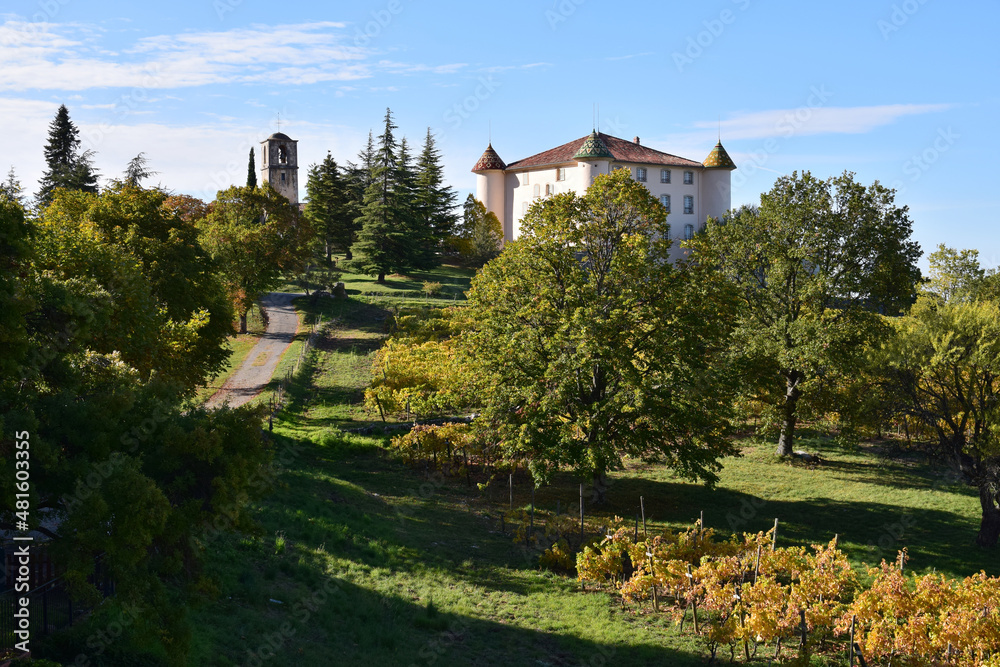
[686,564,700,634]
[772,518,779,551]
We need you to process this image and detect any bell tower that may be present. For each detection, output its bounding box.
[260,132,299,206]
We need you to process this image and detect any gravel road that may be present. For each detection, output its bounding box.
[205,292,303,410]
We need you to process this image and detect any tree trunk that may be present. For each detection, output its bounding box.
[325,239,331,263]
[239,311,248,334]
[377,271,385,284]
[775,371,802,457]
[591,470,609,506]
[976,485,1000,548]
[345,248,353,261]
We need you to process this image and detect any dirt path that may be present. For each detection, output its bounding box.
[205,292,303,410]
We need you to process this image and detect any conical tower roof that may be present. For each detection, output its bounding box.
[703,141,736,169]
[472,143,506,172]
[572,130,614,160]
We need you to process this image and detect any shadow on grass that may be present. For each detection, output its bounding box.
[193,428,704,666]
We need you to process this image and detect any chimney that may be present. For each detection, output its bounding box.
[633,136,640,145]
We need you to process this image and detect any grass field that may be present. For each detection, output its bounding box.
[180,287,995,666]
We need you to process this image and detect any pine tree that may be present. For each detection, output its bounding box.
[247,148,258,188]
[304,152,355,262]
[350,109,409,283]
[123,152,156,187]
[397,137,436,270]
[415,128,457,254]
[37,104,99,207]
[1,166,25,206]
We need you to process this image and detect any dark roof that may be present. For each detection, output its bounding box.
[703,142,737,169]
[472,143,507,172]
[573,130,614,159]
[267,132,294,141]
[506,132,703,170]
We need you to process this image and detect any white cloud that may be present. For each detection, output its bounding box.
[702,104,953,141]
[0,20,371,91]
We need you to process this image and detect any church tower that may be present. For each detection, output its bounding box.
[260,132,299,206]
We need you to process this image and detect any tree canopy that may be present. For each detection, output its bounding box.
[304,151,355,262]
[688,171,922,456]
[465,168,738,503]
[0,191,272,662]
[880,296,1000,546]
[199,184,307,333]
[36,104,99,207]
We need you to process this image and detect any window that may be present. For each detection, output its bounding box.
[683,171,694,185]
[280,172,286,182]
[556,168,567,181]
[636,167,647,182]
[522,202,529,215]
[278,145,288,165]
[684,195,694,214]
[660,194,671,213]
[684,224,694,240]
[533,184,541,198]
[660,169,671,183]
[545,184,553,196]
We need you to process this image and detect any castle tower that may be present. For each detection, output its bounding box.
[572,130,615,191]
[700,141,736,222]
[471,143,508,240]
[260,132,299,206]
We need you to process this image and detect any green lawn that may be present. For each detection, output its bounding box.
[178,288,994,666]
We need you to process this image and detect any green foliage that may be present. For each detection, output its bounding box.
[36,104,99,207]
[465,169,738,502]
[453,195,502,266]
[921,242,994,303]
[304,151,356,261]
[689,171,922,456]
[415,128,458,251]
[0,194,32,382]
[349,110,447,280]
[422,280,442,297]
[247,147,257,188]
[200,183,307,332]
[350,109,411,282]
[37,185,233,388]
[122,152,156,188]
[366,306,477,419]
[880,296,1000,546]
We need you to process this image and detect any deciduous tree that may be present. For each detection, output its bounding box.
[689,172,921,457]
[465,169,737,503]
[200,184,305,333]
[880,297,1000,547]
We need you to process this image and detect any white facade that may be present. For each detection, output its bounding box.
[473,132,736,262]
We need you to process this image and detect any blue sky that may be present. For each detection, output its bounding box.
[2,0,997,268]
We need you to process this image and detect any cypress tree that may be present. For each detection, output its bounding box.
[247,148,258,188]
[37,104,98,207]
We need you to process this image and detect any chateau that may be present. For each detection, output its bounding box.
[473,131,736,261]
